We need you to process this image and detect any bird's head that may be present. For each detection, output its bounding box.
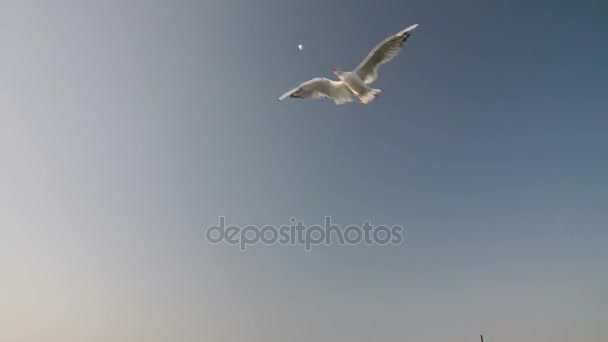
[331,66,344,79]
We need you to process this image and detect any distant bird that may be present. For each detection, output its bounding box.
[298,44,303,51]
[279,24,419,105]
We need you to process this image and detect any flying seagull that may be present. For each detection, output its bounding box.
[278,23,419,105]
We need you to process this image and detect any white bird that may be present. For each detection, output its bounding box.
[298,44,303,50]
[279,23,419,105]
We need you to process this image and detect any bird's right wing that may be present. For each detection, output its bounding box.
[354,23,419,84]
[278,78,354,104]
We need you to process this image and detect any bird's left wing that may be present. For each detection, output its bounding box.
[354,23,419,84]
[278,78,354,104]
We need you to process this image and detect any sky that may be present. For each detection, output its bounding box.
[1,0,607,341]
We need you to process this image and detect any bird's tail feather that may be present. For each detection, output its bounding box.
[359,89,381,104]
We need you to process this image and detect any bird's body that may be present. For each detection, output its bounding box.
[279,23,419,105]
[336,71,381,104]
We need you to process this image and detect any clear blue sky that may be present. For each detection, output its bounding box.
[1,1,607,341]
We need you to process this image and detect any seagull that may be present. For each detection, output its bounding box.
[278,23,419,105]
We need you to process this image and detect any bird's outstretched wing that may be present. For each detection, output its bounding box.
[354,23,419,84]
[278,78,354,104]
